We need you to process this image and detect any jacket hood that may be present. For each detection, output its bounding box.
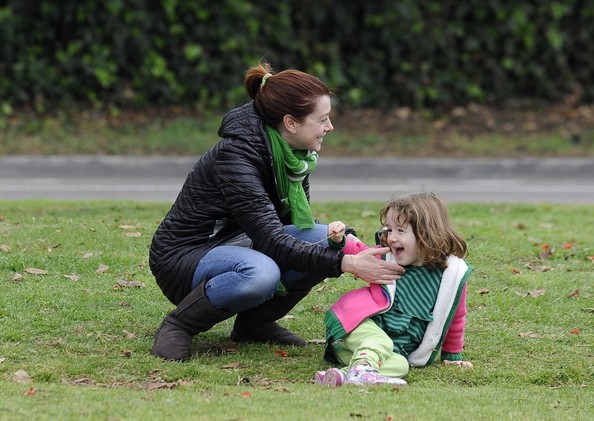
[217,101,262,140]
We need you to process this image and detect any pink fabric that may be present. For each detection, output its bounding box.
[342,235,369,255]
[328,284,389,333]
[441,283,467,353]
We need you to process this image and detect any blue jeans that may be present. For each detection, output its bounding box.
[191,224,329,313]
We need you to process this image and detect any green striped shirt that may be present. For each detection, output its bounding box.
[372,265,443,357]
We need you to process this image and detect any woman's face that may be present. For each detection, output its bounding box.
[285,95,333,152]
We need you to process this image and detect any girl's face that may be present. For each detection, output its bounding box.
[285,95,333,152]
[384,208,423,266]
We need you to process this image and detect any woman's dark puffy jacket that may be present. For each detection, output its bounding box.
[149,101,345,305]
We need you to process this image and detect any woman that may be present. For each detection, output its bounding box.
[149,62,404,361]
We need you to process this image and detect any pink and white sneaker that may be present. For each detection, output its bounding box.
[345,364,408,386]
[314,368,345,387]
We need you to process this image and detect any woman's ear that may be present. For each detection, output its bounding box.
[282,114,298,135]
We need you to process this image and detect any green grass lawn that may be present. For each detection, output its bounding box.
[1,108,593,157]
[0,200,592,420]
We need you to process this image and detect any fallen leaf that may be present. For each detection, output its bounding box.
[14,370,32,384]
[221,362,242,369]
[144,381,181,390]
[96,264,109,274]
[587,256,594,263]
[519,332,541,338]
[315,283,327,292]
[82,252,94,259]
[568,289,580,298]
[63,274,80,282]
[24,268,48,275]
[478,288,490,294]
[23,387,36,396]
[527,289,546,298]
[115,279,145,288]
[122,350,132,358]
[0,357,5,363]
[0,244,10,253]
[242,391,252,398]
[511,268,522,274]
[274,350,289,358]
[125,232,142,237]
[539,244,552,259]
[118,224,137,230]
[12,273,23,281]
[570,329,580,335]
[311,304,326,313]
[122,330,136,339]
[525,264,550,272]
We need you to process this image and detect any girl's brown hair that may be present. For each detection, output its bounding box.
[244,62,331,127]
[379,191,467,269]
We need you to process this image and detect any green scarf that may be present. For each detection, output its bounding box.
[265,125,318,229]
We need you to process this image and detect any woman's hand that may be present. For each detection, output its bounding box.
[443,360,474,368]
[327,221,346,243]
[341,247,404,284]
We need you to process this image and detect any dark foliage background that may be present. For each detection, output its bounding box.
[1,0,592,113]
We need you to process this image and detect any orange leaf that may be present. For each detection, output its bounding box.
[242,391,252,397]
[539,244,552,259]
[23,387,36,396]
[274,350,289,358]
[570,329,580,335]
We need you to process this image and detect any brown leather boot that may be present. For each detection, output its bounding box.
[229,289,310,346]
[152,282,235,361]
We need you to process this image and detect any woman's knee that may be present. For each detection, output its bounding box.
[235,259,281,300]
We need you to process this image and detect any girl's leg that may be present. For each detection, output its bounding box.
[340,319,395,371]
[378,353,409,378]
[192,246,281,313]
[320,319,408,386]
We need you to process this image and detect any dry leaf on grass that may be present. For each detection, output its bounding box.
[14,370,32,384]
[568,289,580,298]
[96,264,109,273]
[519,332,541,338]
[115,279,145,288]
[24,268,48,275]
[525,264,550,272]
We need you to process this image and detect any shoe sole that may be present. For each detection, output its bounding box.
[321,368,344,387]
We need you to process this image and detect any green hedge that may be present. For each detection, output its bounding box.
[1,0,592,113]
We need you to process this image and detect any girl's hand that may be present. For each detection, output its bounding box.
[443,360,474,368]
[328,221,346,243]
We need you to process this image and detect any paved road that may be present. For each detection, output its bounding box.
[1,155,593,204]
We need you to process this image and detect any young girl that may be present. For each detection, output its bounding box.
[317,192,474,387]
